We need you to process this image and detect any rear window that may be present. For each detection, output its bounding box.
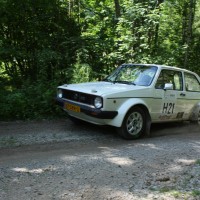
[184,73,200,92]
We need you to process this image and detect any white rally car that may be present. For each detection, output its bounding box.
[56,64,200,139]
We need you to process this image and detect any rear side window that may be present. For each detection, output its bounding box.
[155,70,183,90]
[184,73,200,92]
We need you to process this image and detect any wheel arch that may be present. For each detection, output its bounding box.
[107,99,152,134]
[116,104,152,139]
[124,102,151,120]
[127,104,152,136]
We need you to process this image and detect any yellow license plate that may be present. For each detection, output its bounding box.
[65,103,80,112]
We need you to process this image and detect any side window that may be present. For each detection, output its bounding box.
[155,70,183,90]
[184,73,200,92]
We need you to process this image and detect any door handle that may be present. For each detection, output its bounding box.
[180,93,186,96]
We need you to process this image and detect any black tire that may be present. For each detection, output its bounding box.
[190,109,200,125]
[198,110,200,125]
[117,106,146,140]
[195,109,200,125]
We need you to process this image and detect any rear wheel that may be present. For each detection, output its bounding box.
[190,108,200,125]
[198,109,200,125]
[117,106,146,139]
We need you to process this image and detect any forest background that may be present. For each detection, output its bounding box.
[0,0,200,120]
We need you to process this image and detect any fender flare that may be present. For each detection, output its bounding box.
[107,98,152,134]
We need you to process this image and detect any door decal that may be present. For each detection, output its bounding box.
[162,103,175,114]
[176,112,184,119]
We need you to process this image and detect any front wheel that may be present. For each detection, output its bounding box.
[190,108,200,125]
[196,109,200,125]
[117,107,146,140]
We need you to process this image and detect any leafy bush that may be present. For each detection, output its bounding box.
[71,63,95,83]
[0,81,64,120]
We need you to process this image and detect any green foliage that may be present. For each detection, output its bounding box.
[195,159,200,165]
[0,0,81,85]
[192,190,200,197]
[0,0,200,120]
[0,81,63,120]
[71,63,94,83]
[78,0,118,78]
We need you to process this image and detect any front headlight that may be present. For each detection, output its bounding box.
[94,97,103,108]
[57,89,63,98]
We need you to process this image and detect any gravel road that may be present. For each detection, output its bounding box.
[0,119,200,200]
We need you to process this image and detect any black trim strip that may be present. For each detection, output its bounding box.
[83,110,118,119]
[185,91,200,93]
[107,97,200,101]
[177,98,200,100]
[55,97,118,119]
[107,97,162,100]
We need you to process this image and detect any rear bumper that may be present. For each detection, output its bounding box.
[55,97,118,119]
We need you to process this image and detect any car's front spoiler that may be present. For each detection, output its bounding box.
[55,97,118,119]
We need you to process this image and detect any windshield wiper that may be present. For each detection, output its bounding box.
[103,78,113,82]
[114,80,136,85]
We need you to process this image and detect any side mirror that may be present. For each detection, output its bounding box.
[164,83,173,90]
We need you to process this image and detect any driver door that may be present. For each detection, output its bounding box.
[153,69,184,122]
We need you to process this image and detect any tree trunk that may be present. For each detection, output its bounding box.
[114,0,121,19]
[183,0,196,68]
[152,0,164,54]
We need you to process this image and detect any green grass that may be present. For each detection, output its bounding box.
[0,136,18,147]
[159,187,200,198]
[159,186,178,193]
[171,190,182,198]
[159,187,184,198]
[195,159,200,165]
[159,187,172,193]
[191,190,200,197]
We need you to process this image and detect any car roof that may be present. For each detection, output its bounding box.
[122,63,196,74]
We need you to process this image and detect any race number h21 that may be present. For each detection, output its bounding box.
[162,103,175,114]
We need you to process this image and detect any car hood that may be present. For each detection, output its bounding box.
[59,81,145,96]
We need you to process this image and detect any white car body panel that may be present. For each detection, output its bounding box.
[56,64,200,131]
[59,82,147,96]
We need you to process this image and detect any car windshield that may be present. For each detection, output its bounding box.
[104,64,158,86]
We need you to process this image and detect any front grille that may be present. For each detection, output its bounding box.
[62,89,95,106]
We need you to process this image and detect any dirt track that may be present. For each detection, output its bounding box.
[0,119,200,200]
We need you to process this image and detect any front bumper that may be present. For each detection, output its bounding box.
[55,97,118,119]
